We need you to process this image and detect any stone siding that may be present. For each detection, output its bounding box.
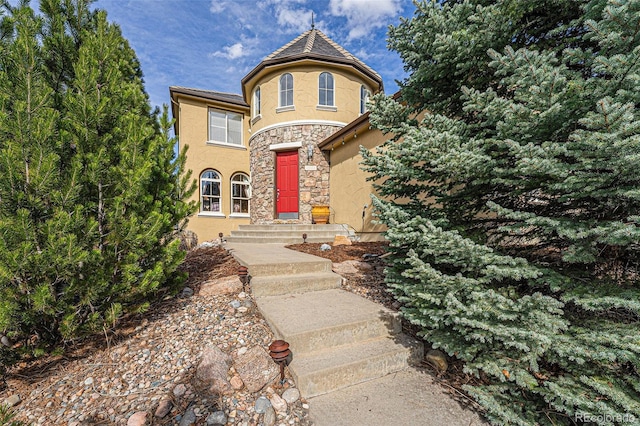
[249,124,341,224]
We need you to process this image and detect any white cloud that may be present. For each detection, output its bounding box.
[276,6,314,34]
[328,0,401,40]
[209,0,229,13]
[211,42,246,59]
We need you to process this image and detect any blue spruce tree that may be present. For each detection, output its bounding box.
[362,1,640,424]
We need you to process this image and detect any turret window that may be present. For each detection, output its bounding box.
[360,85,371,114]
[279,73,293,107]
[253,87,261,118]
[319,72,334,106]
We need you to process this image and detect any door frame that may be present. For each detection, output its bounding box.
[275,150,299,219]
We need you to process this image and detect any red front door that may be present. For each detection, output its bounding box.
[276,151,299,218]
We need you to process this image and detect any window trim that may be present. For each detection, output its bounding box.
[200,169,222,214]
[318,72,334,107]
[360,85,371,115]
[207,108,243,146]
[230,172,250,217]
[253,86,261,120]
[279,73,294,108]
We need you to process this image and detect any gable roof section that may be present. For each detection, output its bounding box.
[242,29,383,93]
[169,86,249,108]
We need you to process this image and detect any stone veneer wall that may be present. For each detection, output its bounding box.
[249,123,341,224]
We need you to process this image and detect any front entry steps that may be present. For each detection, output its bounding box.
[257,289,422,397]
[226,242,423,399]
[226,224,352,244]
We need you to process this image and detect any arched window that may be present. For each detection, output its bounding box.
[200,169,221,213]
[279,73,293,107]
[253,86,261,118]
[319,72,334,106]
[360,85,370,114]
[231,173,250,215]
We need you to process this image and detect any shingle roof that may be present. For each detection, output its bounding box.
[242,28,383,91]
[169,86,249,108]
[263,29,381,84]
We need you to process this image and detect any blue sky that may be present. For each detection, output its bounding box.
[90,0,417,111]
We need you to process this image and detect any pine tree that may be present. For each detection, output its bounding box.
[0,1,195,365]
[362,1,640,424]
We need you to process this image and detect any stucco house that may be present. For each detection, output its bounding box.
[170,27,388,242]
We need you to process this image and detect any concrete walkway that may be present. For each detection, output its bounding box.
[226,242,486,425]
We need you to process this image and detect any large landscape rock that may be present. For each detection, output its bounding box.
[234,346,279,392]
[199,276,243,296]
[195,346,232,395]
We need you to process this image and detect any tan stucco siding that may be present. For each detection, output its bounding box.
[328,127,388,241]
[248,64,373,135]
[177,96,251,242]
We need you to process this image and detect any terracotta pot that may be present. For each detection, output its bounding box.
[311,205,330,224]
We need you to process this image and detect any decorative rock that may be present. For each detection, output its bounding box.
[230,375,244,390]
[263,405,277,426]
[254,396,271,414]
[206,410,228,425]
[0,334,11,347]
[199,276,243,296]
[179,405,197,426]
[333,235,352,246]
[320,243,331,251]
[126,411,148,426]
[173,384,187,398]
[269,392,287,413]
[426,349,448,372]
[234,346,280,392]
[2,394,21,407]
[181,287,194,297]
[154,398,173,418]
[282,388,300,404]
[84,377,94,386]
[229,300,241,309]
[195,346,232,395]
[332,260,360,275]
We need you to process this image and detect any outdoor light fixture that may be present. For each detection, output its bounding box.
[219,232,224,244]
[302,233,308,243]
[269,340,292,384]
[238,265,249,286]
[307,144,314,161]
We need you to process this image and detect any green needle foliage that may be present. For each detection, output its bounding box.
[0,0,196,367]
[362,1,640,424]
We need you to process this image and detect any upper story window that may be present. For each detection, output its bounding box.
[279,73,293,107]
[200,169,221,213]
[231,173,250,215]
[319,72,334,106]
[360,85,370,114]
[208,108,242,146]
[253,87,261,118]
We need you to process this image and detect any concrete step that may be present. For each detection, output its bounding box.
[250,272,342,297]
[227,224,352,244]
[236,224,350,232]
[247,258,332,277]
[289,335,423,398]
[226,236,339,244]
[256,289,401,353]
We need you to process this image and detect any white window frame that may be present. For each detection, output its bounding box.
[360,85,371,114]
[279,73,294,108]
[208,108,243,146]
[230,173,250,217]
[253,86,261,120]
[319,72,334,107]
[200,169,224,216]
